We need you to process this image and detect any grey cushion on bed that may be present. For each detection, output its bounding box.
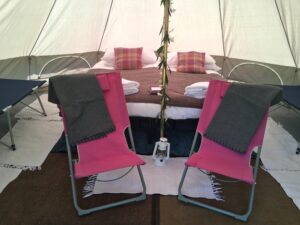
[204,83,282,153]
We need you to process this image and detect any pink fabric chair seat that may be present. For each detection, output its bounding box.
[59,72,146,216]
[74,130,145,178]
[185,80,268,184]
[186,137,254,184]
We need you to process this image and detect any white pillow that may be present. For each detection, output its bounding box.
[92,60,114,70]
[167,52,177,67]
[205,54,216,64]
[101,49,114,62]
[101,48,157,67]
[142,49,157,65]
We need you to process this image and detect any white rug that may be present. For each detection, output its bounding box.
[0,119,62,169]
[266,170,300,209]
[0,167,22,193]
[15,94,61,121]
[261,118,300,210]
[84,155,223,200]
[0,94,62,170]
[261,118,300,170]
[0,94,62,193]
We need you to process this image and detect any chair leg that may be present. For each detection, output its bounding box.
[65,134,146,216]
[19,89,47,116]
[34,90,47,116]
[178,146,262,222]
[5,108,16,150]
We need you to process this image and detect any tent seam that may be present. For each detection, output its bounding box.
[28,0,57,57]
[27,0,57,78]
[274,0,297,69]
[218,0,226,77]
[97,0,114,60]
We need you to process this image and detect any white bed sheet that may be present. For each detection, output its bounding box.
[127,102,201,120]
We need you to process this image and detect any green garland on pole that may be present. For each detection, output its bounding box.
[157,0,173,138]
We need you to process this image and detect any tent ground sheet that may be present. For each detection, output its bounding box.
[1,95,299,209]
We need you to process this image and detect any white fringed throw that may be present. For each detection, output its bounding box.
[83,155,223,200]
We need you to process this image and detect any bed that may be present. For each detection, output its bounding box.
[54,49,224,156]
[87,66,223,156]
[89,67,223,119]
[89,48,223,119]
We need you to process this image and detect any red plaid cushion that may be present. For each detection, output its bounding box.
[114,47,143,70]
[177,51,206,73]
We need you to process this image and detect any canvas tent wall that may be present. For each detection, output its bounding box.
[0,0,299,84]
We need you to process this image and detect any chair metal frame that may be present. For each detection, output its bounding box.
[178,80,268,222]
[61,73,146,216]
[65,128,146,216]
[178,132,262,222]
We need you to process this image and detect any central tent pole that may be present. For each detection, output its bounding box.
[158,0,172,138]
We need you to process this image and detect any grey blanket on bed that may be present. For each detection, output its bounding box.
[204,83,282,153]
[48,74,115,145]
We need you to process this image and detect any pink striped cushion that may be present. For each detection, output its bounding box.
[114,47,143,70]
[177,51,206,73]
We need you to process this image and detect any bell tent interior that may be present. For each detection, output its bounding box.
[0,0,300,224]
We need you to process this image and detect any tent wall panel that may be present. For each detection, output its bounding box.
[0,52,101,80]
[169,0,223,55]
[276,0,300,68]
[0,0,55,60]
[30,51,100,77]
[31,0,111,56]
[0,57,29,79]
[223,58,298,85]
[222,0,294,67]
[100,0,162,51]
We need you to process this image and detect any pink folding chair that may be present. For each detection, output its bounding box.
[178,80,269,221]
[62,72,146,216]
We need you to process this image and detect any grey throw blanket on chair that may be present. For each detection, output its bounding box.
[204,83,282,153]
[48,74,115,145]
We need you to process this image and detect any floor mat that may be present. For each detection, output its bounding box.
[0,119,62,170]
[261,118,300,209]
[84,155,222,200]
[0,94,62,170]
[0,153,152,225]
[261,118,300,170]
[0,167,22,193]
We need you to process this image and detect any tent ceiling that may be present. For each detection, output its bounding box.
[0,0,299,82]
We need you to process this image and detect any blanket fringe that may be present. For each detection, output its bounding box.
[210,174,224,201]
[82,175,97,198]
[0,163,41,171]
